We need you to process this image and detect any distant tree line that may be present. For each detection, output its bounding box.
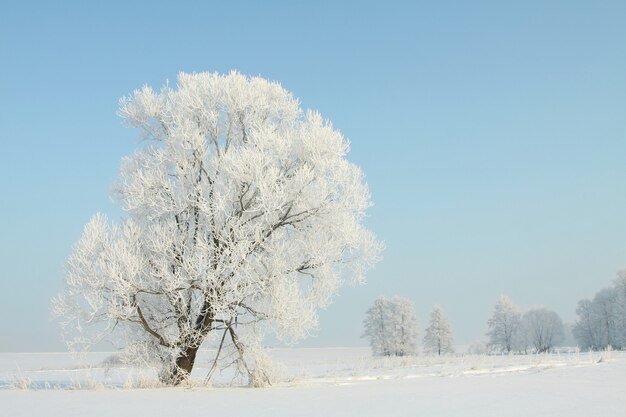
[572,272,626,351]
[362,296,454,357]
[364,275,626,358]
[486,295,564,354]
[362,296,420,356]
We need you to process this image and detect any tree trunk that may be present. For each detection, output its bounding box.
[161,345,200,385]
[160,301,215,385]
[176,345,199,375]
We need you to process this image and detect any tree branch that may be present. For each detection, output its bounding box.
[132,296,171,348]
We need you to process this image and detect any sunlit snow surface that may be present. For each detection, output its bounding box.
[1,348,624,417]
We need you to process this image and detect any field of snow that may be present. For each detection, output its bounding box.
[2,348,625,417]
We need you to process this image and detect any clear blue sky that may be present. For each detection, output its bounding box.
[1,1,625,351]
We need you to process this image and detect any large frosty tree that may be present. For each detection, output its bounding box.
[54,71,381,385]
[362,295,419,356]
[423,305,454,356]
[486,295,521,354]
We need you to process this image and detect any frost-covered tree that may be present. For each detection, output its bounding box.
[572,272,626,351]
[486,295,521,354]
[614,271,626,345]
[53,71,381,385]
[423,305,454,355]
[590,287,621,349]
[393,297,420,356]
[363,297,392,356]
[573,299,602,350]
[521,308,564,353]
[362,295,419,356]
[573,284,625,351]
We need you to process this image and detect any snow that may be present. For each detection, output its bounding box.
[1,348,624,417]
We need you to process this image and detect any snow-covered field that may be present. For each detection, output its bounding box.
[1,348,624,417]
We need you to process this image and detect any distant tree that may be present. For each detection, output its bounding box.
[572,273,626,351]
[362,295,419,356]
[522,308,564,353]
[614,271,626,346]
[392,296,420,356]
[362,296,392,356]
[486,295,521,354]
[423,305,454,355]
[53,71,381,385]
[573,299,603,350]
[591,287,621,349]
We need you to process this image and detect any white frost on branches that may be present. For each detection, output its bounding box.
[423,305,454,356]
[53,71,381,384]
[520,308,564,353]
[362,295,419,357]
[486,295,521,354]
[573,273,626,351]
